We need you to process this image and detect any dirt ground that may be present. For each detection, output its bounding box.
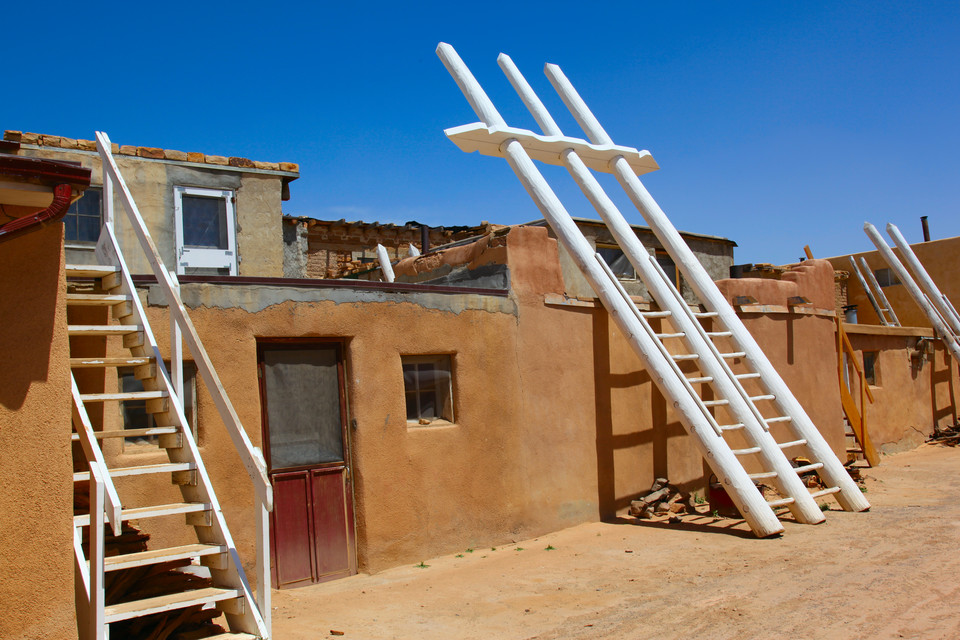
[272,444,960,640]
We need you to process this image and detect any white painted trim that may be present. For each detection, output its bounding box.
[173,185,237,275]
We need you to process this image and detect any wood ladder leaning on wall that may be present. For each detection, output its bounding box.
[437,42,870,538]
[71,132,272,640]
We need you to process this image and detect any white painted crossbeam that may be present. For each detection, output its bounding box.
[444,123,659,176]
[104,587,240,623]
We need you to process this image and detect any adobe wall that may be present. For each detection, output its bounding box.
[826,235,960,328]
[0,225,76,639]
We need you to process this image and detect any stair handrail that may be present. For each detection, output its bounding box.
[72,376,122,535]
[94,131,272,510]
[834,316,878,466]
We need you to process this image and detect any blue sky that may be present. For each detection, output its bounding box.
[5,2,959,264]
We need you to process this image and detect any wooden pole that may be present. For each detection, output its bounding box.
[544,62,869,513]
[848,256,888,325]
[376,244,395,282]
[886,223,960,337]
[438,42,783,537]
[860,257,900,326]
[89,464,106,640]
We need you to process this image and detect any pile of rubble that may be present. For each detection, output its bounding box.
[928,422,960,446]
[628,478,693,522]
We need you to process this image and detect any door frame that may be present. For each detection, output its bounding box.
[256,338,357,587]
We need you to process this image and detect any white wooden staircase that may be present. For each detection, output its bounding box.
[71,132,272,639]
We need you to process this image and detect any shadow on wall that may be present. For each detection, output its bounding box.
[0,225,61,410]
[592,310,707,519]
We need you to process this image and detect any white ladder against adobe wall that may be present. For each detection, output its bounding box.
[865,222,960,363]
[71,131,273,639]
[437,43,869,537]
[847,255,900,327]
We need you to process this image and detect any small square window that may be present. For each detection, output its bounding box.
[874,268,900,288]
[174,186,237,276]
[119,362,197,447]
[402,355,454,425]
[597,246,636,280]
[862,351,879,386]
[65,187,102,244]
[655,249,681,289]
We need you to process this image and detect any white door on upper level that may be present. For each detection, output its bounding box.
[174,186,237,275]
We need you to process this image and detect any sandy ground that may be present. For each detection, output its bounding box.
[272,444,960,640]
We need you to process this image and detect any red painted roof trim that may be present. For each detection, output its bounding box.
[0,183,74,244]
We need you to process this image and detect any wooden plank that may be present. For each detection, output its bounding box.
[74,502,211,527]
[67,324,142,336]
[104,586,240,623]
[79,390,167,402]
[65,264,119,278]
[71,356,154,368]
[103,543,225,572]
[71,426,179,441]
[74,462,196,483]
[66,293,130,305]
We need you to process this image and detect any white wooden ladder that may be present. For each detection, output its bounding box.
[437,43,870,537]
[71,132,272,640]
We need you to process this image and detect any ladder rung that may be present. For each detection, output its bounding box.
[103,543,226,572]
[732,446,761,456]
[701,399,729,407]
[810,486,841,499]
[66,293,131,305]
[79,391,167,402]
[73,462,196,483]
[749,471,778,480]
[686,376,713,384]
[693,311,719,318]
[778,439,807,449]
[767,497,795,508]
[68,324,142,336]
[641,310,672,318]
[794,463,824,474]
[706,331,733,338]
[671,354,700,361]
[75,502,210,528]
[71,356,154,368]
[65,264,119,278]
[718,423,745,431]
[765,416,793,424]
[719,352,747,359]
[71,426,179,441]
[655,332,685,339]
[103,586,240,624]
[749,394,776,402]
[735,372,761,380]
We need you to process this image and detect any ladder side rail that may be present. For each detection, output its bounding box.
[543,62,869,513]
[849,256,889,326]
[88,464,106,640]
[437,42,783,537]
[95,131,272,511]
[859,257,900,326]
[71,375,122,534]
[169,270,184,404]
[865,223,960,361]
[74,524,92,640]
[887,223,960,337]
[835,318,879,465]
[95,225,269,637]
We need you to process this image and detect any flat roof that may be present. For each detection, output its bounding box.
[523,217,737,246]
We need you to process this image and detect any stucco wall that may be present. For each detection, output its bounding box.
[0,224,76,639]
[826,235,960,329]
[19,146,288,278]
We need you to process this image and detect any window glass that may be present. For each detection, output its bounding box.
[862,351,879,386]
[119,362,197,447]
[874,268,901,288]
[181,194,228,249]
[65,187,102,243]
[597,246,635,280]
[402,356,454,424]
[655,250,679,288]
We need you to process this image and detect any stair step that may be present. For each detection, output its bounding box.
[749,394,776,402]
[206,634,258,640]
[719,352,747,359]
[718,423,745,431]
[732,446,762,456]
[71,356,154,368]
[68,324,142,336]
[767,497,795,508]
[749,471,778,480]
[73,462,196,483]
[72,426,179,442]
[810,486,841,499]
[701,399,729,407]
[74,502,210,527]
[104,587,240,624]
[735,372,762,380]
[66,293,131,305]
[79,390,167,402]
[778,439,807,449]
[65,264,119,278]
[104,543,226,572]
[794,463,824,474]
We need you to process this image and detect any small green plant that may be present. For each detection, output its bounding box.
[491,547,497,551]
[515,547,524,552]
[820,503,830,512]
[545,545,556,551]
[712,509,720,519]
[695,495,706,505]
[416,561,429,569]
[455,554,464,558]
[465,548,474,553]
[860,485,868,493]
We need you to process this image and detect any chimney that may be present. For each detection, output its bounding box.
[420,224,430,253]
[921,216,930,242]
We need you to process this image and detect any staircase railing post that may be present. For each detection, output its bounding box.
[89,464,106,640]
[169,270,183,403]
[256,493,271,636]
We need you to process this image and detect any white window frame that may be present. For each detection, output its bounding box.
[173,186,237,275]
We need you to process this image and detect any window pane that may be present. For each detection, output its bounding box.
[182,195,228,249]
[65,188,102,243]
[401,355,453,424]
[597,247,635,279]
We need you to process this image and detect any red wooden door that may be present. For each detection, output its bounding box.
[258,342,357,589]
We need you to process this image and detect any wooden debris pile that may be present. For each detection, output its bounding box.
[928,422,960,447]
[628,478,693,522]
